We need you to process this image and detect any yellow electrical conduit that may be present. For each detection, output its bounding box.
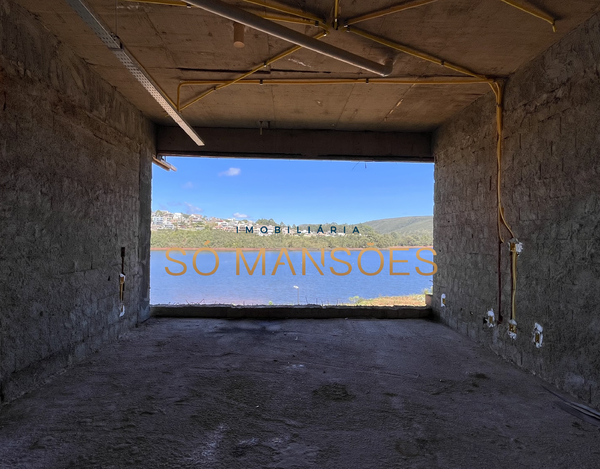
[259,13,325,28]
[179,76,488,86]
[122,0,329,30]
[498,0,557,32]
[238,0,326,27]
[346,0,440,26]
[178,31,327,111]
[345,26,492,82]
[340,30,507,232]
[344,0,555,32]
[347,22,519,327]
[122,0,190,5]
[342,26,515,247]
[178,76,489,110]
[490,81,515,243]
[490,80,519,326]
[123,0,556,35]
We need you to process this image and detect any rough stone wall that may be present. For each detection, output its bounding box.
[433,12,600,407]
[0,0,154,402]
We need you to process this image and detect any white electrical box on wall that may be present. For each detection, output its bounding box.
[533,323,543,348]
[508,319,518,340]
[486,310,496,327]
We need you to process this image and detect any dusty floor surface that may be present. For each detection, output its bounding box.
[0,319,599,468]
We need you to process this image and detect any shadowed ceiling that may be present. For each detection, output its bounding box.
[16,0,600,131]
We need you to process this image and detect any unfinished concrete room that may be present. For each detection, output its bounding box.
[1,0,600,467]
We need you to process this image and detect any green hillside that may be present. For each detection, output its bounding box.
[362,216,433,235]
[151,216,434,249]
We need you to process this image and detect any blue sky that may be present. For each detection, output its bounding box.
[151,157,434,224]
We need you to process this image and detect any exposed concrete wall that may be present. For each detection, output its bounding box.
[0,0,154,402]
[433,12,600,407]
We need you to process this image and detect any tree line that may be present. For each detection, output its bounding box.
[151,224,433,249]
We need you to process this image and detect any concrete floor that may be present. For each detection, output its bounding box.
[0,319,599,468]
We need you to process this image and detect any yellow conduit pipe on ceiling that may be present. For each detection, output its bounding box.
[260,14,325,28]
[178,31,327,111]
[123,0,189,5]
[178,77,489,86]
[240,0,327,27]
[333,0,340,29]
[122,0,327,29]
[345,0,441,26]
[345,26,492,82]
[498,0,557,32]
[177,76,489,110]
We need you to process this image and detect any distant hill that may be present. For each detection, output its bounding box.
[362,216,433,235]
[150,214,434,248]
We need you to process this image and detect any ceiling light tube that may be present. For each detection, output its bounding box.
[152,156,177,171]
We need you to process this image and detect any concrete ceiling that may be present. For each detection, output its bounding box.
[17,0,600,131]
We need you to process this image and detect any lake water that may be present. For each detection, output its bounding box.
[150,248,435,305]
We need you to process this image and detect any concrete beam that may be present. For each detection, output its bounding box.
[151,304,432,319]
[156,127,432,162]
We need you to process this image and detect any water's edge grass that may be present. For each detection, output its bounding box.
[345,294,427,307]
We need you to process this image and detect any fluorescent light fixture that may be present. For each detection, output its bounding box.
[65,0,204,146]
[152,156,177,171]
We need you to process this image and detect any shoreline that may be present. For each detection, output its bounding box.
[150,246,434,251]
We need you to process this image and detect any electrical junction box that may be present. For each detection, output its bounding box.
[508,319,517,339]
[533,323,543,348]
[486,310,496,328]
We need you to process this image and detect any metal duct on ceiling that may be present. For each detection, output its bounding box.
[64,0,205,146]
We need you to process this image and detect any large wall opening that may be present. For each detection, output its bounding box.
[150,157,434,306]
